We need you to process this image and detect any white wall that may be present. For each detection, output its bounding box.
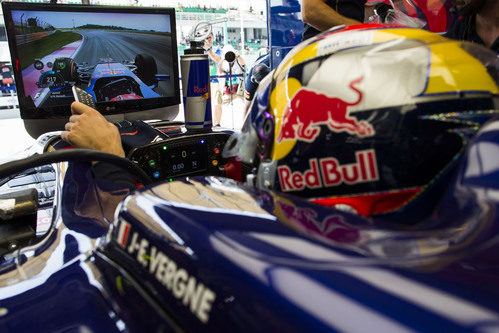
[0,10,11,63]
[0,42,11,63]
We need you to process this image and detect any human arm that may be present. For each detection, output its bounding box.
[206,48,221,63]
[61,102,125,157]
[475,1,499,49]
[204,34,221,63]
[236,53,246,68]
[301,0,362,32]
[62,102,135,188]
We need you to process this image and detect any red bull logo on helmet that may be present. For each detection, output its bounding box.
[278,149,379,192]
[277,77,374,143]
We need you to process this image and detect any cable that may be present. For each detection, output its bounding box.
[0,149,152,185]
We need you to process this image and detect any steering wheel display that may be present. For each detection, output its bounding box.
[37,71,65,89]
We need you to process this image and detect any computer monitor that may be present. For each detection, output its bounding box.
[2,2,180,125]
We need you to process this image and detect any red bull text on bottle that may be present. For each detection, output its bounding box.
[180,53,212,131]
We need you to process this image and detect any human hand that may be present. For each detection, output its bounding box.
[61,102,125,157]
[204,33,214,50]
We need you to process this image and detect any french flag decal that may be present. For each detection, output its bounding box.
[117,220,131,248]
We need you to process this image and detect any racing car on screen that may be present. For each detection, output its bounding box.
[35,53,169,103]
[0,25,498,332]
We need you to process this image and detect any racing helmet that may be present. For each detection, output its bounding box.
[224,24,499,216]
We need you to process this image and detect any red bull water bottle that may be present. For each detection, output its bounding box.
[180,50,212,132]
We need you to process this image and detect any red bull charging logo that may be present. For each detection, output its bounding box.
[277,77,374,143]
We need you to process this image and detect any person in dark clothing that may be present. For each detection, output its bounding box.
[445,0,499,53]
[301,0,367,41]
[244,53,271,115]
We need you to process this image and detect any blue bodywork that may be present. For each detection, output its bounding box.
[0,2,497,331]
[0,118,498,331]
[268,0,303,68]
[84,62,163,102]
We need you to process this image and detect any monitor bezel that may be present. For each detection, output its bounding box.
[2,2,180,119]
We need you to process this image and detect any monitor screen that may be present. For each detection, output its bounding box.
[2,3,180,119]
